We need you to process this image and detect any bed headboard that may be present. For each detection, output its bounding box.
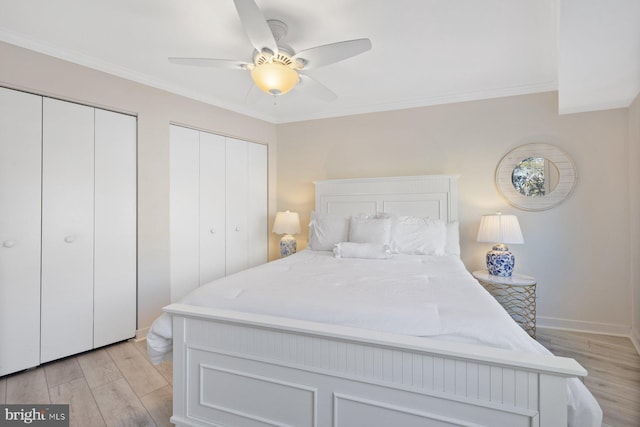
[314,175,458,222]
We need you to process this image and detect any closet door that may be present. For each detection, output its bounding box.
[247,142,268,267]
[41,98,95,363]
[225,138,249,275]
[0,88,42,376]
[226,138,268,273]
[199,132,226,284]
[94,109,137,348]
[170,125,200,301]
[170,129,267,285]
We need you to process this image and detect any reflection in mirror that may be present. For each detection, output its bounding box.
[495,143,576,211]
[511,157,560,197]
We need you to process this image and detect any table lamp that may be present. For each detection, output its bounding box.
[476,212,524,277]
[272,210,301,257]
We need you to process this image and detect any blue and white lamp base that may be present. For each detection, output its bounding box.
[486,244,515,277]
[279,234,297,257]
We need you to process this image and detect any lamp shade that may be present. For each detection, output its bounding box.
[476,214,524,244]
[251,62,299,96]
[272,211,301,235]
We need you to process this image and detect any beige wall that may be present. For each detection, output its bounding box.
[0,41,277,329]
[630,92,640,341]
[277,92,631,332]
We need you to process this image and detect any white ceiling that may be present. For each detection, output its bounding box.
[0,0,638,123]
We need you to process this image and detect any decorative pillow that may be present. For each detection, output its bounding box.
[389,216,446,255]
[334,242,391,259]
[348,215,392,244]
[307,212,350,251]
[445,221,461,256]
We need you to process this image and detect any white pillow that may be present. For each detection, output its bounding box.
[348,215,392,244]
[308,212,349,251]
[390,216,446,255]
[445,221,461,256]
[334,242,391,259]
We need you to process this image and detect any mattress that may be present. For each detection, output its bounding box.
[147,249,602,426]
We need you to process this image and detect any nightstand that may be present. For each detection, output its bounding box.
[472,270,537,338]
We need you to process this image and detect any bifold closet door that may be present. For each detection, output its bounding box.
[225,138,249,275]
[170,125,200,302]
[170,125,226,299]
[247,142,268,268]
[94,109,137,348]
[41,98,94,363]
[226,138,268,274]
[0,88,42,376]
[199,132,226,284]
[170,128,267,294]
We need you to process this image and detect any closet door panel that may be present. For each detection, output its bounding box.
[94,109,137,348]
[41,98,94,363]
[225,138,249,275]
[247,142,268,268]
[0,88,42,375]
[199,132,226,284]
[170,125,200,301]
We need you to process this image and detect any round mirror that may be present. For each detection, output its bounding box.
[496,143,576,211]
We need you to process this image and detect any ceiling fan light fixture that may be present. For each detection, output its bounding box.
[250,62,299,96]
[170,1,371,102]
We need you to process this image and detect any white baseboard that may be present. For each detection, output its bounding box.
[537,317,640,356]
[631,328,640,355]
[537,316,631,337]
[133,327,149,342]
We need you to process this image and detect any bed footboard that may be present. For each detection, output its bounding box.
[165,304,585,427]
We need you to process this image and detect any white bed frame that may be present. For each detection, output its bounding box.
[165,175,586,427]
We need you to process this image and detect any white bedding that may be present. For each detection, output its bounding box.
[147,249,602,427]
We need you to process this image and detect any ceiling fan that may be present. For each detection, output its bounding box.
[169,0,372,101]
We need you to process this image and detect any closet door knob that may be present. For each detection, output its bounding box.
[64,235,76,244]
[210,229,216,234]
[235,227,240,232]
[3,240,15,248]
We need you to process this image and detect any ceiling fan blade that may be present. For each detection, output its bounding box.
[297,74,337,102]
[168,57,249,69]
[233,0,278,54]
[293,38,372,70]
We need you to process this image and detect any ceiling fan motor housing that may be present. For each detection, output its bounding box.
[253,49,299,69]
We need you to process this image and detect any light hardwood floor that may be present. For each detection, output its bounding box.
[0,340,173,427]
[536,328,640,427]
[1,330,638,426]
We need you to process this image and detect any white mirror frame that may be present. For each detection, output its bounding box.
[496,143,577,211]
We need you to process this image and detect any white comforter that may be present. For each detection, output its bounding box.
[147,250,602,426]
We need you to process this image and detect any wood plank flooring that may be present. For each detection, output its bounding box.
[0,330,638,426]
[0,340,173,427]
[537,328,640,427]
